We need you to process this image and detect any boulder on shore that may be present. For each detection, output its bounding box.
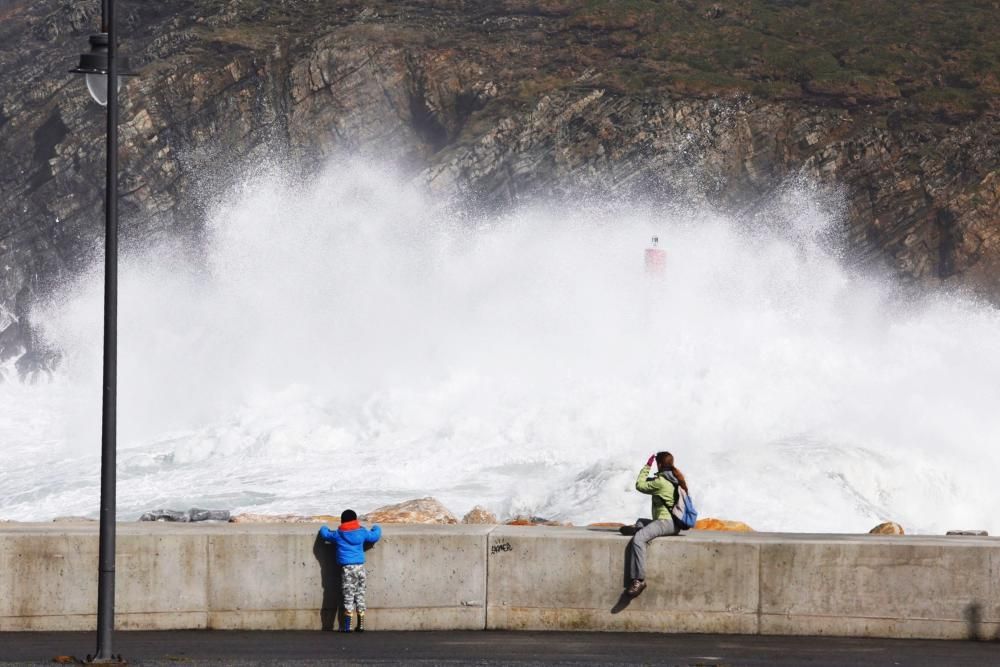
[140,510,189,522]
[141,508,231,522]
[505,515,572,527]
[188,508,231,522]
[363,497,458,524]
[694,518,754,532]
[462,506,498,524]
[869,521,905,535]
[229,513,319,524]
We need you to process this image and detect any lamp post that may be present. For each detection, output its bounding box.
[70,0,134,662]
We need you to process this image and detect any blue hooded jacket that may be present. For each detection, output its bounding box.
[318,521,381,566]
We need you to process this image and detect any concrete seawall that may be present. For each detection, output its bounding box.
[1,523,997,639]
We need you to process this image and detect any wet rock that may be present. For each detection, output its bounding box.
[188,508,231,522]
[694,518,754,532]
[869,521,905,535]
[462,506,498,524]
[504,515,571,527]
[363,497,458,524]
[139,510,189,522]
[229,513,319,524]
[140,508,231,522]
[946,529,989,536]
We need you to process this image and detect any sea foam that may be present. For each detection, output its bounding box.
[2,159,998,534]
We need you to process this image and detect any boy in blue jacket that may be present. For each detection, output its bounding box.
[318,509,382,632]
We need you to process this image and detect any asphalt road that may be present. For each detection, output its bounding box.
[2,631,999,666]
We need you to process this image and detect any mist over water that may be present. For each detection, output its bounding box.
[2,159,999,533]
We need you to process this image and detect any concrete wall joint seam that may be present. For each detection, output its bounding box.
[483,526,497,631]
[755,542,762,635]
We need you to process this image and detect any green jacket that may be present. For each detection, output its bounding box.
[635,464,677,521]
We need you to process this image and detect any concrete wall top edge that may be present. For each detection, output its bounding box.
[489,526,1000,547]
[0,522,497,537]
[2,523,998,547]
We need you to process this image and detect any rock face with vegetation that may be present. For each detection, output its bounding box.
[1,0,997,372]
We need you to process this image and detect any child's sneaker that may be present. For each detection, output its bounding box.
[356,612,365,632]
[341,613,353,632]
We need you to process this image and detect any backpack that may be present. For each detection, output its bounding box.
[664,474,698,529]
[674,485,698,529]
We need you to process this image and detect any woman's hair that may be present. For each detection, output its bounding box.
[656,451,688,492]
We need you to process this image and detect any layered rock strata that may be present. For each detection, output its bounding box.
[1,1,997,372]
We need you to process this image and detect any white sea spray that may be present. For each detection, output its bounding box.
[2,159,999,534]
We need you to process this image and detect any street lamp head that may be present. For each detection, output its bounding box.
[70,33,136,106]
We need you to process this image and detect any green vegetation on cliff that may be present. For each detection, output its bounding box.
[556,0,999,118]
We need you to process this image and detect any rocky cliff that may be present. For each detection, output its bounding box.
[1,0,998,376]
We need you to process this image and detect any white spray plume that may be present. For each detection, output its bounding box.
[2,158,999,534]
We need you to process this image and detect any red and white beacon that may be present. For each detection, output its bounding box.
[644,236,666,275]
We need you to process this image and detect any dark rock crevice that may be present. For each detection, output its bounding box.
[936,208,960,279]
[28,109,68,191]
[405,58,449,153]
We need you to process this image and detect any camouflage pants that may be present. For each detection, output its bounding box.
[341,564,367,613]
